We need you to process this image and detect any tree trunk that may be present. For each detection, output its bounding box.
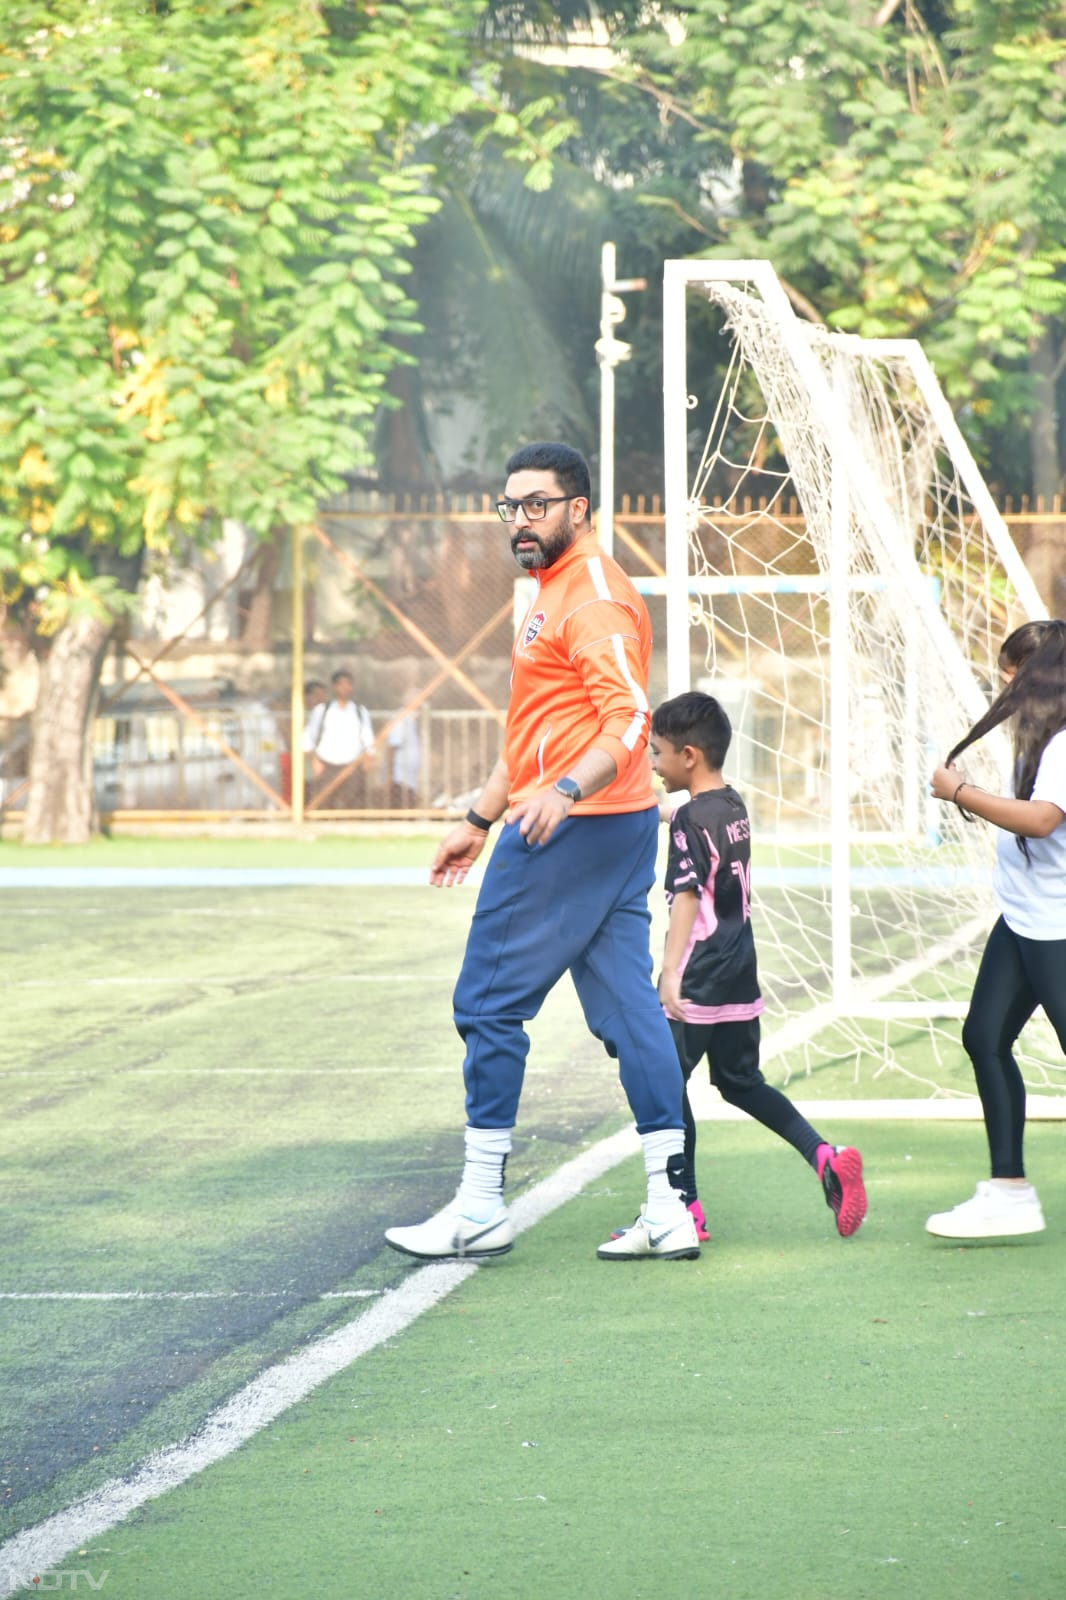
[22,612,113,844]
[241,531,283,651]
[375,357,443,493]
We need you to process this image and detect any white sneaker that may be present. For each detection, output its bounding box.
[596,1206,701,1261]
[385,1202,514,1260]
[925,1181,1046,1240]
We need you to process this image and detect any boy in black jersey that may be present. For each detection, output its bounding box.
[650,691,867,1239]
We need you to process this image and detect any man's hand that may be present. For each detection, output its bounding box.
[658,969,685,1022]
[430,821,490,887]
[510,786,573,848]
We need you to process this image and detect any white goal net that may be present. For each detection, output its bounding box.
[659,259,1060,1099]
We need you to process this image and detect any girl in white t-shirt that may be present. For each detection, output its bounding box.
[927,619,1066,1241]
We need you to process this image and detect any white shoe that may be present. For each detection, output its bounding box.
[925,1181,1046,1240]
[385,1202,514,1260]
[596,1206,701,1261]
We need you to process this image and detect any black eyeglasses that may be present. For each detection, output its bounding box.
[495,495,580,523]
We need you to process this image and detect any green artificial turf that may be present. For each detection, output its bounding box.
[0,883,629,1538]
[0,830,448,871]
[4,861,1065,1599]
[0,829,974,875]
[46,1120,1066,1600]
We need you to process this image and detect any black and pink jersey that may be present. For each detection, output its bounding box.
[663,785,764,1025]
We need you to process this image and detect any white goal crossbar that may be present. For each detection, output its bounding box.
[662,259,1045,695]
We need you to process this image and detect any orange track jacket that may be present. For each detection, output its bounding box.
[507,529,657,814]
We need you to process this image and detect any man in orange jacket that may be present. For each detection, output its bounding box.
[385,442,699,1264]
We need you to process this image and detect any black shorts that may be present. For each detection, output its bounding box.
[669,1016,764,1094]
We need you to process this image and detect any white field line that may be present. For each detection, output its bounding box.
[0,1125,640,1595]
[0,1068,489,1081]
[3,1066,1064,1107]
[0,1291,383,1302]
[12,973,443,988]
[10,907,331,917]
[687,1086,1066,1122]
[12,906,435,918]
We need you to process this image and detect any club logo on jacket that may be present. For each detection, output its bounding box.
[524,610,546,645]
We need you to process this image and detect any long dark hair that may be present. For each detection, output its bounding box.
[998,620,1055,676]
[948,619,1066,857]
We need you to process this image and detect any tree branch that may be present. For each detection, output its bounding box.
[780,278,823,324]
[640,194,715,237]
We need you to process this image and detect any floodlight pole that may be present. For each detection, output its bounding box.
[662,259,692,696]
[596,242,645,557]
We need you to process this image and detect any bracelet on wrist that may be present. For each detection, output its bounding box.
[465,808,493,831]
[952,779,976,822]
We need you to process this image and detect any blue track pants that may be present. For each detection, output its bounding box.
[453,808,685,1134]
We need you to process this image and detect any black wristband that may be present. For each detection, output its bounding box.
[465,808,493,831]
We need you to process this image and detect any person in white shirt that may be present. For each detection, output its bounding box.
[927,620,1066,1240]
[302,668,375,809]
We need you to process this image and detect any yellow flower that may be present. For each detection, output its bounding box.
[19,446,54,487]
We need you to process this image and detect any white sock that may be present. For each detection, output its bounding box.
[455,1126,513,1221]
[988,1179,1037,1200]
[640,1128,687,1224]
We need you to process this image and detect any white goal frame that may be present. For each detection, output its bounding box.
[659,258,1051,1086]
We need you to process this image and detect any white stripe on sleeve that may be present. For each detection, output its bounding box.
[587,554,611,600]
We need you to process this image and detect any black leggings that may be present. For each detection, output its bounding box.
[963,917,1066,1178]
[670,1017,825,1199]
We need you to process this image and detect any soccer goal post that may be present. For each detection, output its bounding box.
[659,257,1060,1098]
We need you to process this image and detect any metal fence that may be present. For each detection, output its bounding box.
[0,490,1060,825]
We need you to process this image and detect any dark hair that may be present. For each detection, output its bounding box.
[330,669,353,686]
[998,620,1055,675]
[949,619,1066,859]
[504,442,591,519]
[651,691,732,770]
[304,679,326,695]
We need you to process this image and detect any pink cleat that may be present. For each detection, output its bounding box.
[687,1199,710,1242]
[817,1144,867,1237]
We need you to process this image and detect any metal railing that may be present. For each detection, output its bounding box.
[1,702,503,820]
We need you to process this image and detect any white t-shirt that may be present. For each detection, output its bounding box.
[302,699,374,765]
[992,726,1066,939]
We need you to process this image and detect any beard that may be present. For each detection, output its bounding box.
[510,507,577,571]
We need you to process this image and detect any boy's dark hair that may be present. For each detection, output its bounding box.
[330,669,353,686]
[504,442,591,517]
[651,691,732,770]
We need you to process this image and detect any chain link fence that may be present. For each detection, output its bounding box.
[2,491,1056,825]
